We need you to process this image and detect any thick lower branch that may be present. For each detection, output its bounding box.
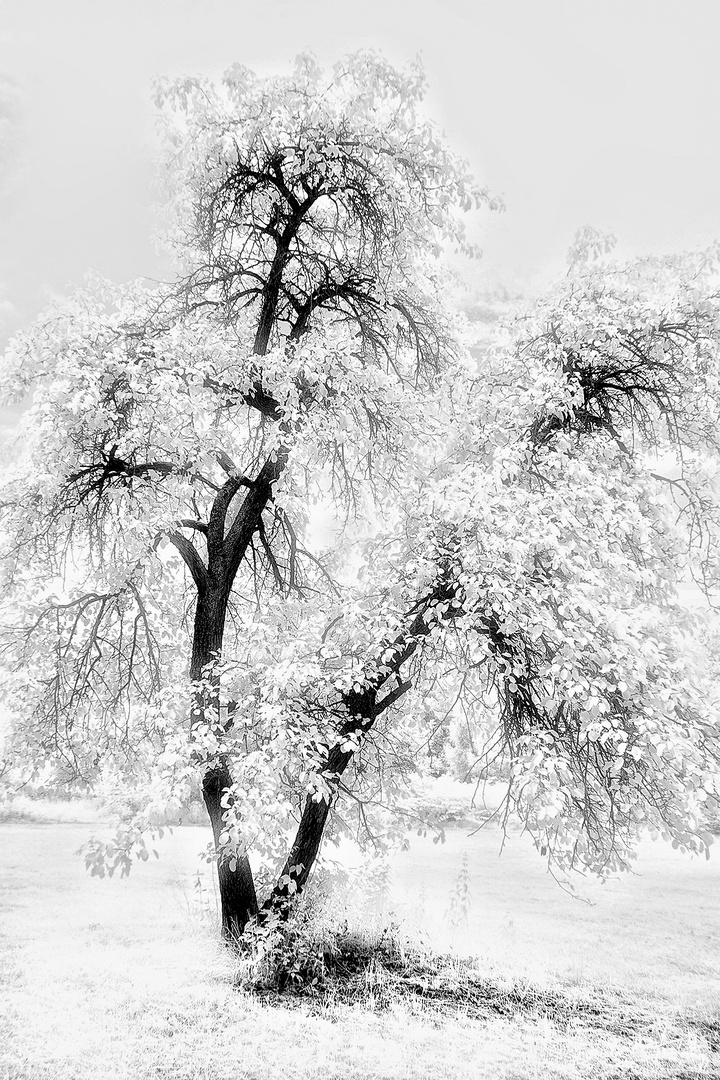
[263,592,450,915]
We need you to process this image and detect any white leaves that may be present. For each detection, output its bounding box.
[2,48,720,896]
[566,225,617,272]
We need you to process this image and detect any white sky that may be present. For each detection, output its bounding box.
[1,0,720,332]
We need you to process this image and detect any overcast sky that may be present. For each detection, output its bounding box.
[1,0,720,336]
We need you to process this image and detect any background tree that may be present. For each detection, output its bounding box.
[1,57,719,945]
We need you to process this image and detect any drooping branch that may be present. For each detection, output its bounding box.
[6,586,163,783]
[66,450,222,511]
[525,310,715,451]
[68,454,177,490]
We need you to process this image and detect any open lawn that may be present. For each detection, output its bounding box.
[1,810,719,1079]
[390,826,720,1008]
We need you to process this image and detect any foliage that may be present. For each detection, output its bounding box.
[0,52,719,933]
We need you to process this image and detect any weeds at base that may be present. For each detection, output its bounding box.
[232,906,720,1060]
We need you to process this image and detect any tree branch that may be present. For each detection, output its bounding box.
[178,519,208,536]
[166,532,208,593]
[222,447,290,585]
[263,587,452,912]
[214,450,255,484]
[207,476,243,564]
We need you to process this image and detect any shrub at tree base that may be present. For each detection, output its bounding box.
[0,52,719,943]
[234,895,720,1060]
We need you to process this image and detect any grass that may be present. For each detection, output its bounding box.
[388,825,720,1009]
[1,809,719,1079]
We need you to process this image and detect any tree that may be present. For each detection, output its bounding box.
[0,55,719,944]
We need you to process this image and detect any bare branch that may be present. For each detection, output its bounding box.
[178,519,208,535]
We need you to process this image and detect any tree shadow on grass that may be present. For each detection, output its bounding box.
[235,915,720,1066]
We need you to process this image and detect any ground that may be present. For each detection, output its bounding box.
[1,799,719,1079]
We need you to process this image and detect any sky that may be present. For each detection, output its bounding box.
[1,0,720,336]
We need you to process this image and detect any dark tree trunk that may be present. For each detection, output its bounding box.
[264,596,444,919]
[203,759,258,941]
[191,586,259,941]
[264,742,357,916]
[270,798,331,910]
[187,436,287,941]
[253,237,291,356]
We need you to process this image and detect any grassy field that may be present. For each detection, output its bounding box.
[1,804,719,1079]
[390,826,720,1007]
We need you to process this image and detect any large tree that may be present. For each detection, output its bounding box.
[1,55,719,942]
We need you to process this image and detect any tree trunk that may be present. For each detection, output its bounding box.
[265,741,355,916]
[191,587,259,941]
[203,758,258,941]
[267,797,331,915]
[264,600,439,918]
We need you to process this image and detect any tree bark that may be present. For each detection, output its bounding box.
[203,758,259,941]
[191,585,259,941]
[185,367,286,940]
[263,588,453,919]
[263,742,361,917]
